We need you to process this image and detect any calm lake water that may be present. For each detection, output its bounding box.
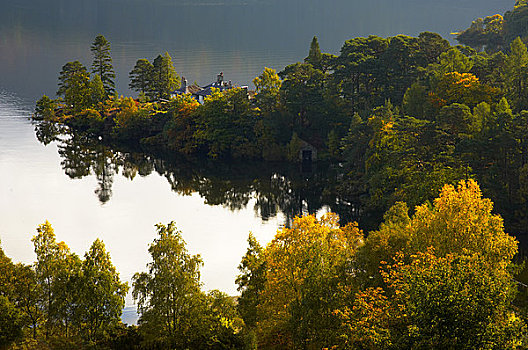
[0,0,510,311]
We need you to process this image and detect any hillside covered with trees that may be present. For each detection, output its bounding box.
[17,0,528,347]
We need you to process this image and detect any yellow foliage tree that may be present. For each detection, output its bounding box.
[360,179,518,282]
[435,71,499,108]
[408,179,517,263]
[258,213,363,349]
[342,180,524,349]
[113,97,155,141]
[342,249,525,349]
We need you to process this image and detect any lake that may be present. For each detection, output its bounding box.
[0,0,510,313]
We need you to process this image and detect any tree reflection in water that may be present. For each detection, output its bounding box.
[35,122,364,227]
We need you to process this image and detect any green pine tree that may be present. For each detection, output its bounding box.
[90,35,116,97]
[305,36,323,70]
[150,52,180,101]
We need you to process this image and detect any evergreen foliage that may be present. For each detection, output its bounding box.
[129,58,154,96]
[57,61,91,113]
[90,35,115,97]
[305,36,323,70]
[150,52,179,101]
[34,95,57,120]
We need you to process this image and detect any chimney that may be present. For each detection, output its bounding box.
[181,77,187,92]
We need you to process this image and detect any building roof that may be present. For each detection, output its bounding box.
[172,73,243,101]
[194,81,232,97]
[187,84,202,94]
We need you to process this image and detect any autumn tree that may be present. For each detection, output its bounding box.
[395,250,522,349]
[359,180,518,281]
[434,72,499,108]
[344,180,524,349]
[355,201,411,287]
[341,249,525,349]
[258,213,363,349]
[408,180,517,259]
[112,97,155,142]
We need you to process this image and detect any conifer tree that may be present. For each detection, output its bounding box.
[90,35,116,97]
[150,52,180,101]
[89,74,106,106]
[57,61,91,112]
[129,58,154,96]
[504,37,528,110]
[305,36,323,70]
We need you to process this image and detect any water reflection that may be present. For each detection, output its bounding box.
[35,121,360,227]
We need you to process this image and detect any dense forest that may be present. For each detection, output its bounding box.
[12,0,528,347]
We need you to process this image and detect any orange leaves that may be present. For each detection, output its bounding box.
[435,71,500,107]
[337,287,393,349]
[253,180,522,347]
[437,72,478,100]
[114,97,140,128]
[345,244,523,348]
[339,179,523,348]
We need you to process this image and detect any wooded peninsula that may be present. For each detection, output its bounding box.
[1,0,527,349]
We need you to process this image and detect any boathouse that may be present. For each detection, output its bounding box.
[299,139,317,162]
